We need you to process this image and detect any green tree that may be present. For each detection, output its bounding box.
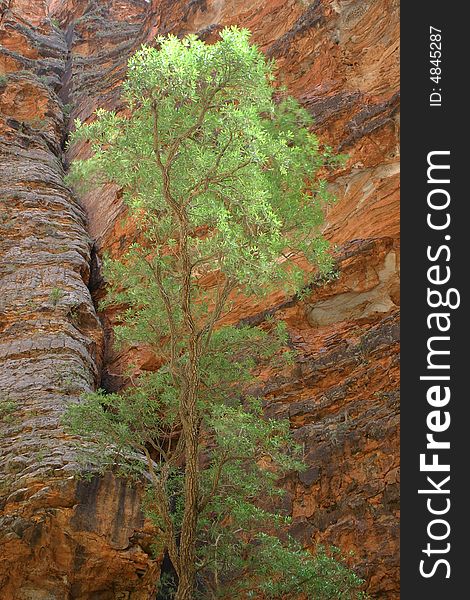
[65,28,363,600]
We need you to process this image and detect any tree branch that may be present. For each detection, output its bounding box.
[143,447,180,575]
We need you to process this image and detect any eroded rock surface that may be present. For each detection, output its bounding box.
[0,3,158,598]
[1,0,399,598]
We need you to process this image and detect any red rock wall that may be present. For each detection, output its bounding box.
[0,2,159,598]
[1,0,399,598]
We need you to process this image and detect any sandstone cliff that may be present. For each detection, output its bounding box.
[0,1,399,598]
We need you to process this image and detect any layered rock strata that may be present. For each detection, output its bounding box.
[0,3,157,598]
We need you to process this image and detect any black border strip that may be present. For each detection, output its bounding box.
[401,3,467,597]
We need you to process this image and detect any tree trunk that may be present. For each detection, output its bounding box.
[175,421,199,599]
[174,569,195,600]
[175,211,201,600]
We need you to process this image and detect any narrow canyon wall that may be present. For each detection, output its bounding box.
[0,2,159,598]
[1,1,399,598]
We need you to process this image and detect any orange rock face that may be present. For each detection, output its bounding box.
[1,0,399,598]
[0,2,159,598]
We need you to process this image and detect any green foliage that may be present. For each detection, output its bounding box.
[0,399,19,424]
[67,28,338,294]
[64,27,364,599]
[63,102,73,117]
[243,541,368,600]
[49,287,64,305]
[0,74,8,87]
